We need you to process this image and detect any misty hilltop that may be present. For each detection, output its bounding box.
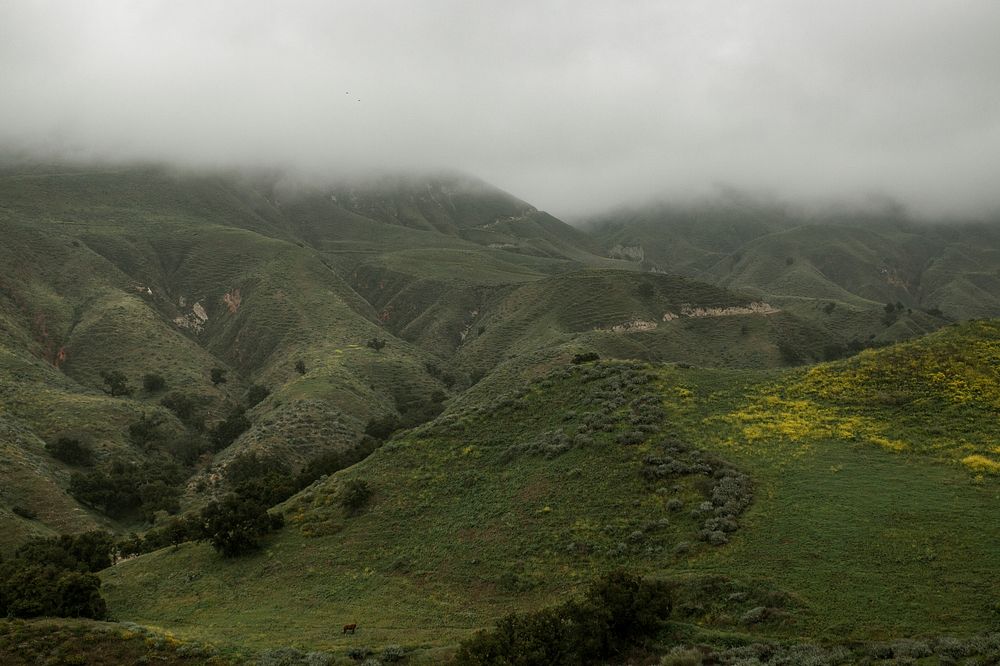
[4,1,1000,217]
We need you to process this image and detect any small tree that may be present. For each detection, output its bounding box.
[199,495,284,557]
[245,384,270,408]
[45,437,94,466]
[210,409,250,451]
[294,359,307,375]
[341,479,372,515]
[366,337,386,352]
[142,373,167,393]
[100,370,132,397]
[210,367,227,385]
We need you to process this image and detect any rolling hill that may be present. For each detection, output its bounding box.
[101,320,1000,655]
[2,162,1000,663]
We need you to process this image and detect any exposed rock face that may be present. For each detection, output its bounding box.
[609,244,645,261]
[602,319,658,332]
[222,288,242,313]
[664,302,779,320]
[174,300,210,332]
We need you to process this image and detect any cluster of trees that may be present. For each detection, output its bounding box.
[455,571,672,665]
[118,493,284,559]
[120,439,379,559]
[0,532,114,619]
[69,458,185,520]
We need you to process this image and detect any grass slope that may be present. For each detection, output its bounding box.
[103,321,1000,653]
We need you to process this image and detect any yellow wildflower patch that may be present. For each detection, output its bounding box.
[961,455,1000,475]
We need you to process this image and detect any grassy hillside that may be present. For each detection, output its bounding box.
[103,321,1000,655]
[455,270,835,372]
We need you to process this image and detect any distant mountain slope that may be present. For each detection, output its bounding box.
[455,269,833,372]
[586,199,1000,324]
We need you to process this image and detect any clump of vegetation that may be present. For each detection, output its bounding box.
[128,412,164,448]
[199,494,285,557]
[45,436,95,466]
[246,383,271,408]
[69,457,184,520]
[572,351,601,364]
[210,408,250,450]
[340,479,372,514]
[642,439,753,546]
[160,391,206,430]
[142,372,167,393]
[295,359,307,374]
[455,570,672,665]
[210,367,227,385]
[366,337,387,351]
[0,531,115,619]
[100,369,132,397]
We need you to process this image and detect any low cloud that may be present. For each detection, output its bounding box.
[2,1,999,218]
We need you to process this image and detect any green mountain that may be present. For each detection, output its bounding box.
[2,164,1000,663]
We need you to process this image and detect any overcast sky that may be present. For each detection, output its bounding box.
[2,1,999,218]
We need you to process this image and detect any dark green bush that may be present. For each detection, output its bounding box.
[455,570,672,665]
[341,479,372,514]
[0,563,107,619]
[210,409,250,451]
[128,413,164,448]
[100,370,132,397]
[199,494,284,557]
[572,352,601,364]
[210,367,227,385]
[45,437,95,466]
[246,384,271,408]
[160,392,206,430]
[0,532,113,619]
[142,373,167,393]
[69,458,183,520]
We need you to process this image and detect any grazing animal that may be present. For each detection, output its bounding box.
[343,623,357,635]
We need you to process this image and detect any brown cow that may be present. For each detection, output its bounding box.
[342,623,357,635]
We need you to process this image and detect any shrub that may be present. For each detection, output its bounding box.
[455,570,672,665]
[304,652,336,666]
[128,413,164,447]
[295,359,307,374]
[891,639,932,658]
[100,370,132,397]
[210,409,250,451]
[210,367,227,385]
[296,438,378,489]
[666,498,683,512]
[365,414,400,441]
[199,494,284,557]
[380,645,405,662]
[142,373,167,393]
[258,647,306,665]
[46,437,94,466]
[740,606,769,625]
[347,647,374,661]
[246,384,271,408]
[366,337,386,351]
[12,505,37,520]
[160,392,206,430]
[341,479,372,514]
[572,352,601,364]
